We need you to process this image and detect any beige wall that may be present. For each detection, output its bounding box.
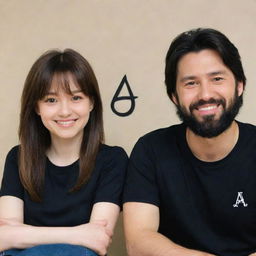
[1,0,256,255]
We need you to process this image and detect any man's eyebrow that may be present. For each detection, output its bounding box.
[179,70,228,83]
[207,70,227,76]
[180,75,197,83]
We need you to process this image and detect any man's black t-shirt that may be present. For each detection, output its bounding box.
[0,144,128,226]
[123,122,256,256]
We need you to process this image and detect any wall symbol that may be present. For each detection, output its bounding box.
[111,75,138,117]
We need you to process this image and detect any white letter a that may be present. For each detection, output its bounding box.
[233,192,248,207]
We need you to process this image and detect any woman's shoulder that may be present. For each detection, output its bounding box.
[98,144,128,160]
[5,145,20,161]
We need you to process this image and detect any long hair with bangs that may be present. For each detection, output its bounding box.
[19,49,104,202]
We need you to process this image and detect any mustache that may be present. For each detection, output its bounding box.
[189,98,226,111]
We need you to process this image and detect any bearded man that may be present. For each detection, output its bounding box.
[123,28,256,256]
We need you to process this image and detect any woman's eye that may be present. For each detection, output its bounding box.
[72,95,82,101]
[45,98,57,103]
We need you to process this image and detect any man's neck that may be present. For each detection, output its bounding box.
[186,121,239,162]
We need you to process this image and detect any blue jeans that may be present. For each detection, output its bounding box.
[1,244,98,256]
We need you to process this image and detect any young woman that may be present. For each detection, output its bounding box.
[0,49,128,256]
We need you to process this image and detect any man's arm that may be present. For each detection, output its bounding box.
[123,202,216,256]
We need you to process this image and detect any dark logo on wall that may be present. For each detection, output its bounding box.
[111,75,138,117]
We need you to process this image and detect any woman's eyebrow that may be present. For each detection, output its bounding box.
[45,89,82,95]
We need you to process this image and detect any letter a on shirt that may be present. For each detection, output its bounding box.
[233,192,248,207]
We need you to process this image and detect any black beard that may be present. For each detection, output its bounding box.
[175,92,243,138]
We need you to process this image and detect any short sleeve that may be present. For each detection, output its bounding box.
[94,146,128,207]
[123,137,160,206]
[0,146,24,199]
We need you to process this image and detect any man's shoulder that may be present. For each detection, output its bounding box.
[143,123,183,138]
[136,123,184,148]
[238,121,256,135]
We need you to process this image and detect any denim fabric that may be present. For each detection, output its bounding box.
[3,244,98,256]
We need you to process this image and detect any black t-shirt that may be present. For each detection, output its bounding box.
[0,144,128,227]
[123,122,256,256]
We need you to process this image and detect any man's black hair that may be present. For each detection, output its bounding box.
[165,28,246,99]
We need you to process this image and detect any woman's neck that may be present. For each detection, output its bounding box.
[47,135,82,166]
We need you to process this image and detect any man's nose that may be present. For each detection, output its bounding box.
[198,81,213,101]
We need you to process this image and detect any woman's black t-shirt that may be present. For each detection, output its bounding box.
[0,144,128,226]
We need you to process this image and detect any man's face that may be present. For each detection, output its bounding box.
[172,49,244,138]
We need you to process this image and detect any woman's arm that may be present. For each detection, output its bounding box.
[0,197,116,255]
[0,195,24,250]
[72,202,120,255]
[90,202,120,232]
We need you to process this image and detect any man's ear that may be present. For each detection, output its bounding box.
[171,93,178,105]
[237,81,244,97]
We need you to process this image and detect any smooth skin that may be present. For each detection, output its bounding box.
[0,76,119,256]
[123,50,245,256]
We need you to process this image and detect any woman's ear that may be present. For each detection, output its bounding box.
[89,99,94,112]
[35,104,40,115]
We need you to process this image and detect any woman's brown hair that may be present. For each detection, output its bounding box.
[19,49,104,202]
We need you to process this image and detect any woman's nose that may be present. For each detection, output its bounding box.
[58,100,72,117]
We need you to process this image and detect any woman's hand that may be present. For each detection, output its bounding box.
[0,218,22,226]
[72,220,113,256]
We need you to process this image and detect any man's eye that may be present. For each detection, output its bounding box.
[185,81,196,86]
[213,77,223,82]
[45,98,57,103]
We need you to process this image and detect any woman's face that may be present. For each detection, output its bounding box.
[37,75,93,143]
